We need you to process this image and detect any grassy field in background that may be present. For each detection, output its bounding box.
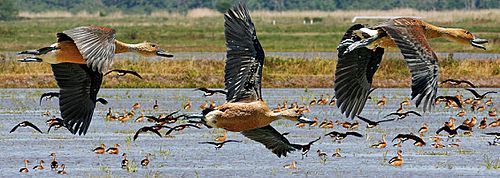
[0,9,499,53]
[0,56,499,88]
[0,9,498,88]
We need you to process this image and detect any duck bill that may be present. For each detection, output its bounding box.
[156,50,174,58]
[471,38,488,50]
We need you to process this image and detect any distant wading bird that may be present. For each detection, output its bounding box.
[334,18,487,118]
[17,26,174,135]
[189,3,310,157]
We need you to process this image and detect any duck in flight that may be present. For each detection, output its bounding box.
[334,18,487,119]
[17,26,174,135]
[104,69,143,79]
[441,79,476,88]
[384,110,422,120]
[189,3,309,157]
[290,137,322,159]
[356,115,395,128]
[10,121,43,134]
[133,126,163,141]
[198,140,242,150]
[196,87,228,97]
[464,88,497,100]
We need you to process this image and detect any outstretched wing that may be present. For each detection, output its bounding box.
[59,26,116,73]
[378,18,439,112]
[334,24,385,119]
[224,3,265,102]
[51,63,103,135]
[241,125,297,157]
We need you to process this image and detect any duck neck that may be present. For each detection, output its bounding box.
[115,40,139,54]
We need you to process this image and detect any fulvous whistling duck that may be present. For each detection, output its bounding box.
[489,119,500,127]
[135,110,145,122]
[457,109,466,117]
[121,153,128,169]
[215,130,228,142]
[10,121,43,134]
[419,123,428,134]
[431,139,445,148]
[133,126,162,141]
[33,160,45,170]
[196,87,227,97]
[377,96,386,108]
[479,117,488,129]
[464,98,474,105]
[392,133,425,146]
[332,148,342,158]
[190,3,310,157]
[106,144,120,154]
[17,26,173,135]
[384,111,422,120]
[435,95,463,108]
[320,119,334,128]
[477,105,485,112]
[290,137,321,159]
[153,100,159,110]
[489,108,497,117]
[209,100,217,109]
[396,102,404,113]
[93,144,106,154]
[310,116,318,127]
[328,97,336,106]
[317,149,327,158]
[485,98,493,106]
[50,153,58,170]
[283,160,297,169]
[466,117,477,128]
[104,69,143,79]
[42,110,51,117]
[57,164,66,175]
[198,140,242,150]
[296,122,306,128]
[20,159,29,173]
[413,134,426,147]
[183,100,192,110]
[350,121,359,129]
[106,108,113,120]
[317,94,328,105]
[334,18,487,119]
[141,153,152,167]
[200,101,209,110]
[325,131,363,142]
[436,125,471,137]
[356,115,394,128]
[446,117,457,128]
[132,103,141,109]
[370,134,387,148]
[309,97,317,106]
[440,79,476,88]
[465,88,497,100]
[388,150,403,167]
[448,142,460,148]
[39,92,60,105]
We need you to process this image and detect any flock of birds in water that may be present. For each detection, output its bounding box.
[6,2,499,174]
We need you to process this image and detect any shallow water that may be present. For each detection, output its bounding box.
[0,88,499,177]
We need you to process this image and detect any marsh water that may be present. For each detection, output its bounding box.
[0,88,499,177]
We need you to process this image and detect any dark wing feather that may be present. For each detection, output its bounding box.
[406,111,422,117]
[199,141,218,145]
[334,25,384,119]
[406,134,424,143]
[39,92,60,105]
[241,125,297,157]
[346,132,363,137]
[24,121,43,133]
[447,96,463,108]
[384,113,401,118]
[462,80,476,88]
[9,123,20,133]
[51,63,103,135]
[379,19,439,112]
[436,126,451,134]
[222,140,242,144]
[224,3,265,102]
[465,88,481,98]
[356,115,377,125]
[61,26,116,73]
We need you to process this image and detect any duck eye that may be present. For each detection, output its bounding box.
[151,44,157,48]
